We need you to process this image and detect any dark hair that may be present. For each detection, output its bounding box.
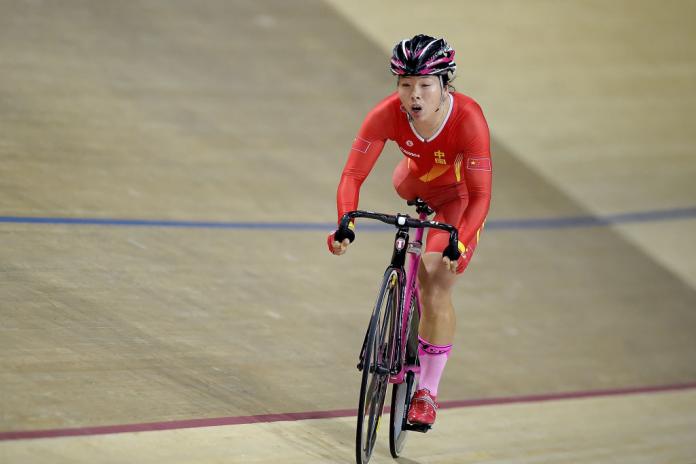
[440,73,456,92]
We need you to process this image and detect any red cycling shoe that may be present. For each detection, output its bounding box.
[407,389,439,425]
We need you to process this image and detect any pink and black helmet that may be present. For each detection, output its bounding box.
[390,34,457,82]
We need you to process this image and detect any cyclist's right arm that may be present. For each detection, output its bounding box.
[329,96,397,255]
[328,137,386,255]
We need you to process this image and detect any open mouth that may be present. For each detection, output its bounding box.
[411,104,423,115]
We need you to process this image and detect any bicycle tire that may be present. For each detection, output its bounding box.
[389,295,420,457]
[356,270,400,464]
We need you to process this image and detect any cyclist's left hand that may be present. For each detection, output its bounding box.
[442,241,466,274]
[442,256,458,274]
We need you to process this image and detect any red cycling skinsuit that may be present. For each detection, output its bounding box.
[335,91,492,273]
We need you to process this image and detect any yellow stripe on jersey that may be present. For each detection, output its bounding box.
[418,164,450,182]
[454,154,464,182]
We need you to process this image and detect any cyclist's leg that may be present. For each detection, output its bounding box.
[416,250,457,398]
[406,250,455,425]
[410,195,479,425]
[418,193,471,348]
[417,250,458,346]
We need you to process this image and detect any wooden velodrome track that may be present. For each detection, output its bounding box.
[1,1,696,462]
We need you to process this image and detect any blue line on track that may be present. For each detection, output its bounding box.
[0,206,695,231]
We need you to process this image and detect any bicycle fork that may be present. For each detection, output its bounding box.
[356,269,400,374]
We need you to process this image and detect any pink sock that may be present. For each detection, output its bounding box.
[417,336,452,397]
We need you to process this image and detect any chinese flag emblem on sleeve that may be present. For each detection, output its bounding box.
[466,157,492,171]
[351,137,371,154]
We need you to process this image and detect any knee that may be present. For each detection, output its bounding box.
[392,159,416,200]
[419,282,451,314]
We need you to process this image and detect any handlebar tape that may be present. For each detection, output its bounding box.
[334,226,355,244]
[442,242,462,262]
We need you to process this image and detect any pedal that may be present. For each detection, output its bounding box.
[404,422,432,433]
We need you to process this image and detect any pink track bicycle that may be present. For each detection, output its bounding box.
[334,198,461,464]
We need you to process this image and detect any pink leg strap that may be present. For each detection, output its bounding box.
[417,336,452,397]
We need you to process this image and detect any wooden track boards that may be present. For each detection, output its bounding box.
[1,1,695,462]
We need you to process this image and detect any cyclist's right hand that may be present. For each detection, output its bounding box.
[327,231,351,255]
[327,221,355,255]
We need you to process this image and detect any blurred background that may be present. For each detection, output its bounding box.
[1,1,695,462]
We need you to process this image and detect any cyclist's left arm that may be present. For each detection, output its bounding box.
[456,101,492,253]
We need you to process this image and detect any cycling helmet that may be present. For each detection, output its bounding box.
[390,34,456,81]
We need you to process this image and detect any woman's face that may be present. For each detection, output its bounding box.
[397,75,444,122]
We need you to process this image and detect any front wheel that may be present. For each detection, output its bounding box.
[356,270,400,464]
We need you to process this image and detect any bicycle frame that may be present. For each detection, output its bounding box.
[339,205,458,387]
[390,211,426,385]
[343,203,459,463]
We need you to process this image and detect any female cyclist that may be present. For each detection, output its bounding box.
[327,34,492,426]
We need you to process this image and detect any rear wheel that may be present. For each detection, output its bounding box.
[389,296,420,457]
[356,270,400,464]
[389,371,416,457]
